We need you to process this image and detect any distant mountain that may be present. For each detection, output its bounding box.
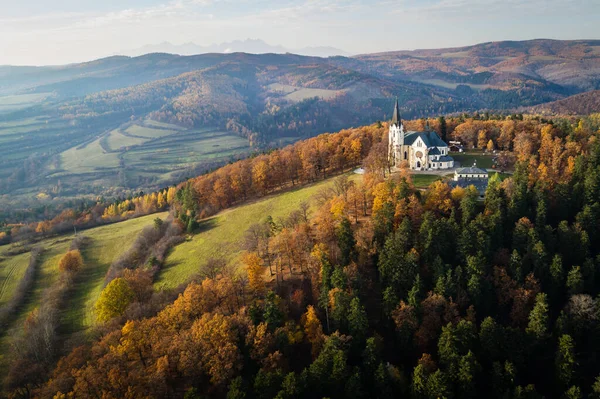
[121,39,352,58]
[346,39,600,94]
[528,90,600,115]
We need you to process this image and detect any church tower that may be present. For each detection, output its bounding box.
[388,98,405,166]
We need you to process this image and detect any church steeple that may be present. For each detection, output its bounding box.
[391,98,401,127]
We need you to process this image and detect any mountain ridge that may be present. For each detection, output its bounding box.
[119,38,352,58]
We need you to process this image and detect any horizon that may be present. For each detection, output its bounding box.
[2,37,600,68]
[2,0,600,66]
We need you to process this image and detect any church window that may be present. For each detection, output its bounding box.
[404,151,407,160]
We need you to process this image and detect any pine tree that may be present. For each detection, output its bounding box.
[526,293,549,340]
[566,266,584,295]
[556,334,576,388]
[348,297,368,344]
[337,217,356,266]
[438,116,448,143]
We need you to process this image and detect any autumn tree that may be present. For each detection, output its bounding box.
[58,250,83,274]
[95,277,135,323]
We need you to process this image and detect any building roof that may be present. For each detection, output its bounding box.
[404,130,448,148]
[391,98,401,126]
[429,147,441,155]
[449,179,489,194]
[439,155,454,162]
[456,166,488,175]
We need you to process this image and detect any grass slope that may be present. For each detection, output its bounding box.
[0,212,168,372]
[0,251,31,307]
[452,151,495,169]
[156,174,359,289]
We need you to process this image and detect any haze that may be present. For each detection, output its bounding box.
[2,0,600,65]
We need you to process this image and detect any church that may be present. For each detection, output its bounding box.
[388,100,454,170]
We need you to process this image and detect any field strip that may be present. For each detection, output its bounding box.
[0,254,26,302]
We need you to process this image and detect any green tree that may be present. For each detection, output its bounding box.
[590,374,600,399]
[263,291,284,330]
[458,351,481,398]
[275,372,303,399]
[566,266,584,295]
[348,297,368,344]
[564,386,582,399]
[438,116,448,143]
[426,369,452,399]
[550,254,564,299]
[95,277,135,323]
[556,334,576,387]
[227,376,246,399]
[337,217,356,266]
[479,317,502,361]
[526,293,549,340]
[254,369,284,399]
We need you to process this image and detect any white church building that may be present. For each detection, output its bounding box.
[388,99,454,170]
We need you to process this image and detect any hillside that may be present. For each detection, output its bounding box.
[350,39,600,93]
[527,90,600,115]
[3,110,599,398]
[2,39,600,218]
[0,172,351,380]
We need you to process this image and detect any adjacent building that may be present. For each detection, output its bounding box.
[449,161,489,197]
[388,99,454,171]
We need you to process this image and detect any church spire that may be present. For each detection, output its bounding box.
[391,97,401,127]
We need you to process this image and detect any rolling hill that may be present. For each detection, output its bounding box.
[527,90,600,115]
[1,39,600,219]
[0,171,349,377]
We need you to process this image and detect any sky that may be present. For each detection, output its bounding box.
[1,0,599,66]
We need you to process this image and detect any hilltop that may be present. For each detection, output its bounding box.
[351,39,600,93]
[527,90,600,115]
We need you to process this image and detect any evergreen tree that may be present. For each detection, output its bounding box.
[348,297,369,344]
[566,266,584,295]
[438,116,448,143]
[337,217,356,266]
[556,334,576,388]
[526,293,549,341]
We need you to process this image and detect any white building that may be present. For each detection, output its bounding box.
[388,99,454,170]
[453,162,488,181]
[450,161,489,197]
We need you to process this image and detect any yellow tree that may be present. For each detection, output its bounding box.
[95,277,135,323]
[477,130,488,149]
[244,252,265,297]
[252,158,270,196]
[302,305,324,357]
[190,313,241,386]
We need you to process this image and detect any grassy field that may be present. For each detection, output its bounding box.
[125,124,178,139]
[54,122,251,192]
[411,78,493,91]
[268,83,343,102]
[0,251,31,307]
[0,93,50,113]
[411,174,443,188]
[63,212,168,332]
[0,213,168,375]
[61,138,121,173]
[452,151,496,169]
[106,129,149,151]
[156,174,359,289]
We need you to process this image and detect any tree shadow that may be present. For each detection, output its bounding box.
[193,217,218,234]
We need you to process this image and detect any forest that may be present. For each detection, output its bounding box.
[1,112,600,398]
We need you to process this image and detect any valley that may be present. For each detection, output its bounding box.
[2,39,600,223]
